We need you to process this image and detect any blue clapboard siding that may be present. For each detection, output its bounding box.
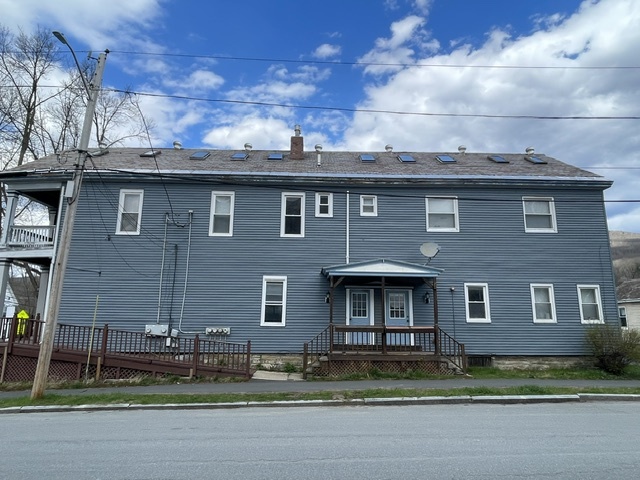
[57,177,617,355]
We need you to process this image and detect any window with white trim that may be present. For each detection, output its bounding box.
[360,195,377,216]
[577,285,604,324]
[523,197,557,233]
[619,306,628,328]
[315,192,333,217]
[530,284,557,323]
[116,189,143,235]
[209,191,235,236]
[464,283,491,323]
[260,276,287,326]
[281,193,305,237]
[426,197,459,232]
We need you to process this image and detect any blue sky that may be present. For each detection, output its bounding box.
[2,0,640,231]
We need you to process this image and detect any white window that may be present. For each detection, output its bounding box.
[426,197,459,232]
[261,276,287,326]
[116,189,143,235]
[530,284,557,323]
[523,197,557,233]
[281,193,305,237]
[209,191,235,236]
[360,195,377,216]
[619,306,628,328]
[577,285,604,324]
[315,192,333,217]
[464,283,491,323]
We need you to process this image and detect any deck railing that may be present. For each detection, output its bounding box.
[6,225,56,247]
[1,318,252,379]
[303,324,466,377]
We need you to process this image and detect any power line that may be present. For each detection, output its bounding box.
[102,50,640,70]
[116,88,640,120]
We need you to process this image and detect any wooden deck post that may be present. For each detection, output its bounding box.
[302,342,308,380]
[245,340,252,378]
[192,335,200,377]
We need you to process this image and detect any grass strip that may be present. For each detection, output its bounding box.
[2,385,640,409]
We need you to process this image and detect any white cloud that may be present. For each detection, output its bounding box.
[313,43,341,59]
[163,70,224,92]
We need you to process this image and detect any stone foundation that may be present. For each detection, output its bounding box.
[251,354,303,372]
[490,356,592,370]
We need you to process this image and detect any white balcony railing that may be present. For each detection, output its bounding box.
[6,225,56,247]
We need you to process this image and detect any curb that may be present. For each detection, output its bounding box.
[2,393,640,414]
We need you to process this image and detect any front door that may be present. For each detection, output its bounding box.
[347,289,373,345]
[385,289,413,346]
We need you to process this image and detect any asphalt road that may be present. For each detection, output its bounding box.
[4,402,640,479]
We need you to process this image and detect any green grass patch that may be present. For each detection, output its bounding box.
[2,385,640,409]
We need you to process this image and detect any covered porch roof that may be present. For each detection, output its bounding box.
[321,258,443,279]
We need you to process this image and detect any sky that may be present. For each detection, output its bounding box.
[1,0,639,232]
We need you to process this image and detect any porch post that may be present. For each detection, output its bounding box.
[433,279,440,355]
[35,266,50,319]
[0,190,18,245]
[0,260,12,317]
[381,276,387,354]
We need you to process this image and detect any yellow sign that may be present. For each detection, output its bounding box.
[16,310,29,335]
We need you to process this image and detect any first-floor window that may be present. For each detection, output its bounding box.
[578,285,604,324]
[116,189,143,235]
[619,306,628,328]
[530,284,557,323]
[261,276,287,326]
[465,283,491,323]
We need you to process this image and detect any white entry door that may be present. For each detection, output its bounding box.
[347,289,374,345]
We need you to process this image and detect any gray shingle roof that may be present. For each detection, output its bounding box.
[2,148,608,185]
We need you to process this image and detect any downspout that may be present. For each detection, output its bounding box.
[178,210,196,334]
[345,191,350,264]
[156,213,169,324]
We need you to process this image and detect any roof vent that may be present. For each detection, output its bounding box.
[525,146,535,155]
[458,145,467,154]
[173,141,182,150]
[385,144,393,153]
[244,143,252,152]
[290,125,304,160]
[315,144,322,167]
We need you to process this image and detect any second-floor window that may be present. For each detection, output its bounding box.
[281,193,305,237]
[426,197,459,232]
[209,191,235,236]
[360,195,377,216]
[315,193,333,217]
[523,197,557,233]
[116,189,143,235]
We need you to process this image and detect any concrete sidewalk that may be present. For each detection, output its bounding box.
[1,374,640,404]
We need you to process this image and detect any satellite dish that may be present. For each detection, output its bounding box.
[420,242,440,258]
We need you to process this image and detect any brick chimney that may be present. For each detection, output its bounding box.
[290,124,304,160]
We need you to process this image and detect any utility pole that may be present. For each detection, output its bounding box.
[31,34,108,399]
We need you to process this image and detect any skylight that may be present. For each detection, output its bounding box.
[488,155,509,163]
[231,153,248,160]
[360,154,375,162]
[268,153,283,160]
[525,155,547,164]
[190,151,210,160]
[140,150,161,158]
[397,155,415,163]
[435,155,456,163]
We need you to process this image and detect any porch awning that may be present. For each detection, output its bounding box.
[321,258,443,278]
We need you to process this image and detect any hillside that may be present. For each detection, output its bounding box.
[610,231,640,298]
